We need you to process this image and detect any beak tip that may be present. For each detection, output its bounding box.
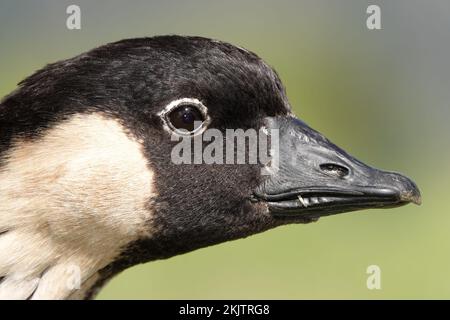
[410,195,422,206]
[387,172,421,206]
[413,195,422,206]
[400,187,422,206]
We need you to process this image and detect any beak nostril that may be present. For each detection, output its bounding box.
[319,163,350,178]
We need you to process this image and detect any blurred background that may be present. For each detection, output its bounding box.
[0,0,449,299]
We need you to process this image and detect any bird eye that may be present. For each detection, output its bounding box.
[161,98,209,135]
[168,105,205,132]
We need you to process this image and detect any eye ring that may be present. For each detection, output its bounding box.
[158,98,210,136]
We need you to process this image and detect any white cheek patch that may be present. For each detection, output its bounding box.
[0,113,156,299]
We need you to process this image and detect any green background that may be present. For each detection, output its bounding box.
[1,0,448,299]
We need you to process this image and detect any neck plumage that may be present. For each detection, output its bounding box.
[0,227,119,300]
[0,113,156,300]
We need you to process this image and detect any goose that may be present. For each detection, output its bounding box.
[0,35,420,300]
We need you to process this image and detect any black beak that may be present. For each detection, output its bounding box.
[254,116,421,220]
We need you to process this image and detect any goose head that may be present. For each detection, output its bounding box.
[0,36,420,299]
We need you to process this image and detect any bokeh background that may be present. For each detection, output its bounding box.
[1,0,449,299]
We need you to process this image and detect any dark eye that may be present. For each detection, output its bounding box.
[167,105,205,132]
